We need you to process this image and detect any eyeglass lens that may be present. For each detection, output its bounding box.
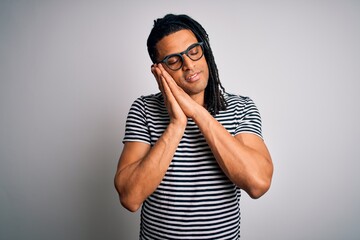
[164,43,203,70]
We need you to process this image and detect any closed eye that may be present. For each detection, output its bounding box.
[166,55,181,65]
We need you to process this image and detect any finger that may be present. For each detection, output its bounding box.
[161,73,176,97]
[160,75,172,104]
[151,64,159,81]
[160,74,170,94]
[157,63,173,81]
[157,63,185,97]
[151,64,164,92]
[157,64,181,92]
[152,65,170,104]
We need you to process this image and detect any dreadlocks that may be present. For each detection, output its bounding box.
[147,14,227,115]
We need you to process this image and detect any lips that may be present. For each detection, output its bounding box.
[186,72,200,82]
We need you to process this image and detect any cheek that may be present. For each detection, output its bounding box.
[201,60,209,79]
[168,72,183,84]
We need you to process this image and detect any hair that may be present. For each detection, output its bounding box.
[147,14,227,115]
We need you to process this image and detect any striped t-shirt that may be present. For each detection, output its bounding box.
[123,92,262,240]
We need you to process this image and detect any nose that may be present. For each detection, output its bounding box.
[181,54,195,71]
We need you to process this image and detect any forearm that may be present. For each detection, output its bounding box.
[192,106,273,198]
[116,123,185,211]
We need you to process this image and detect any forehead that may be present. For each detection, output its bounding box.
[156,29,198,59]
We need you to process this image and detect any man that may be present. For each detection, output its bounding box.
[115,14,273,239]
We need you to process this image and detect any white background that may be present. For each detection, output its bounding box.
[1,0,359,239]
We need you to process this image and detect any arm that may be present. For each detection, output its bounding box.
[155,64,273,198]
[114,122,184,212]
[192,106,273,198]
[114,66,187,212]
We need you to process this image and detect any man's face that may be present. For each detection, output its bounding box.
[155,29,209,101]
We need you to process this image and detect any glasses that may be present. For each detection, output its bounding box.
[158,42,204,71]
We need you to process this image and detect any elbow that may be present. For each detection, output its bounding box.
[248,161,274,199]
[246,173,273,199]
[247,180,271,199]
[120,196,141,212]
[114,176,142,212]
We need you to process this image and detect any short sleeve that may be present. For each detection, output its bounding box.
[123,97,151,144]
[235,97,263,138]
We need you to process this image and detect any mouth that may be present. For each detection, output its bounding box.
[186,72,201,82]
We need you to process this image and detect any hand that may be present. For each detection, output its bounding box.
[155,64,199,119]
[151,64,187,128]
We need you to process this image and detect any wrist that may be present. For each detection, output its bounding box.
[168,120,187,133]
[191,104,208,123]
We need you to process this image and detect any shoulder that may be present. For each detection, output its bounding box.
[129,92,167,117]
[220,92,261,119]
[130,92,164,109]
[223,92,256,109]
[223,92,263,137]
[133,92,163,104]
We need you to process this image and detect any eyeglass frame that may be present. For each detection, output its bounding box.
[157,42,204,71]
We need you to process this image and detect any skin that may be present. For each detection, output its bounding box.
[114,29,273,212]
